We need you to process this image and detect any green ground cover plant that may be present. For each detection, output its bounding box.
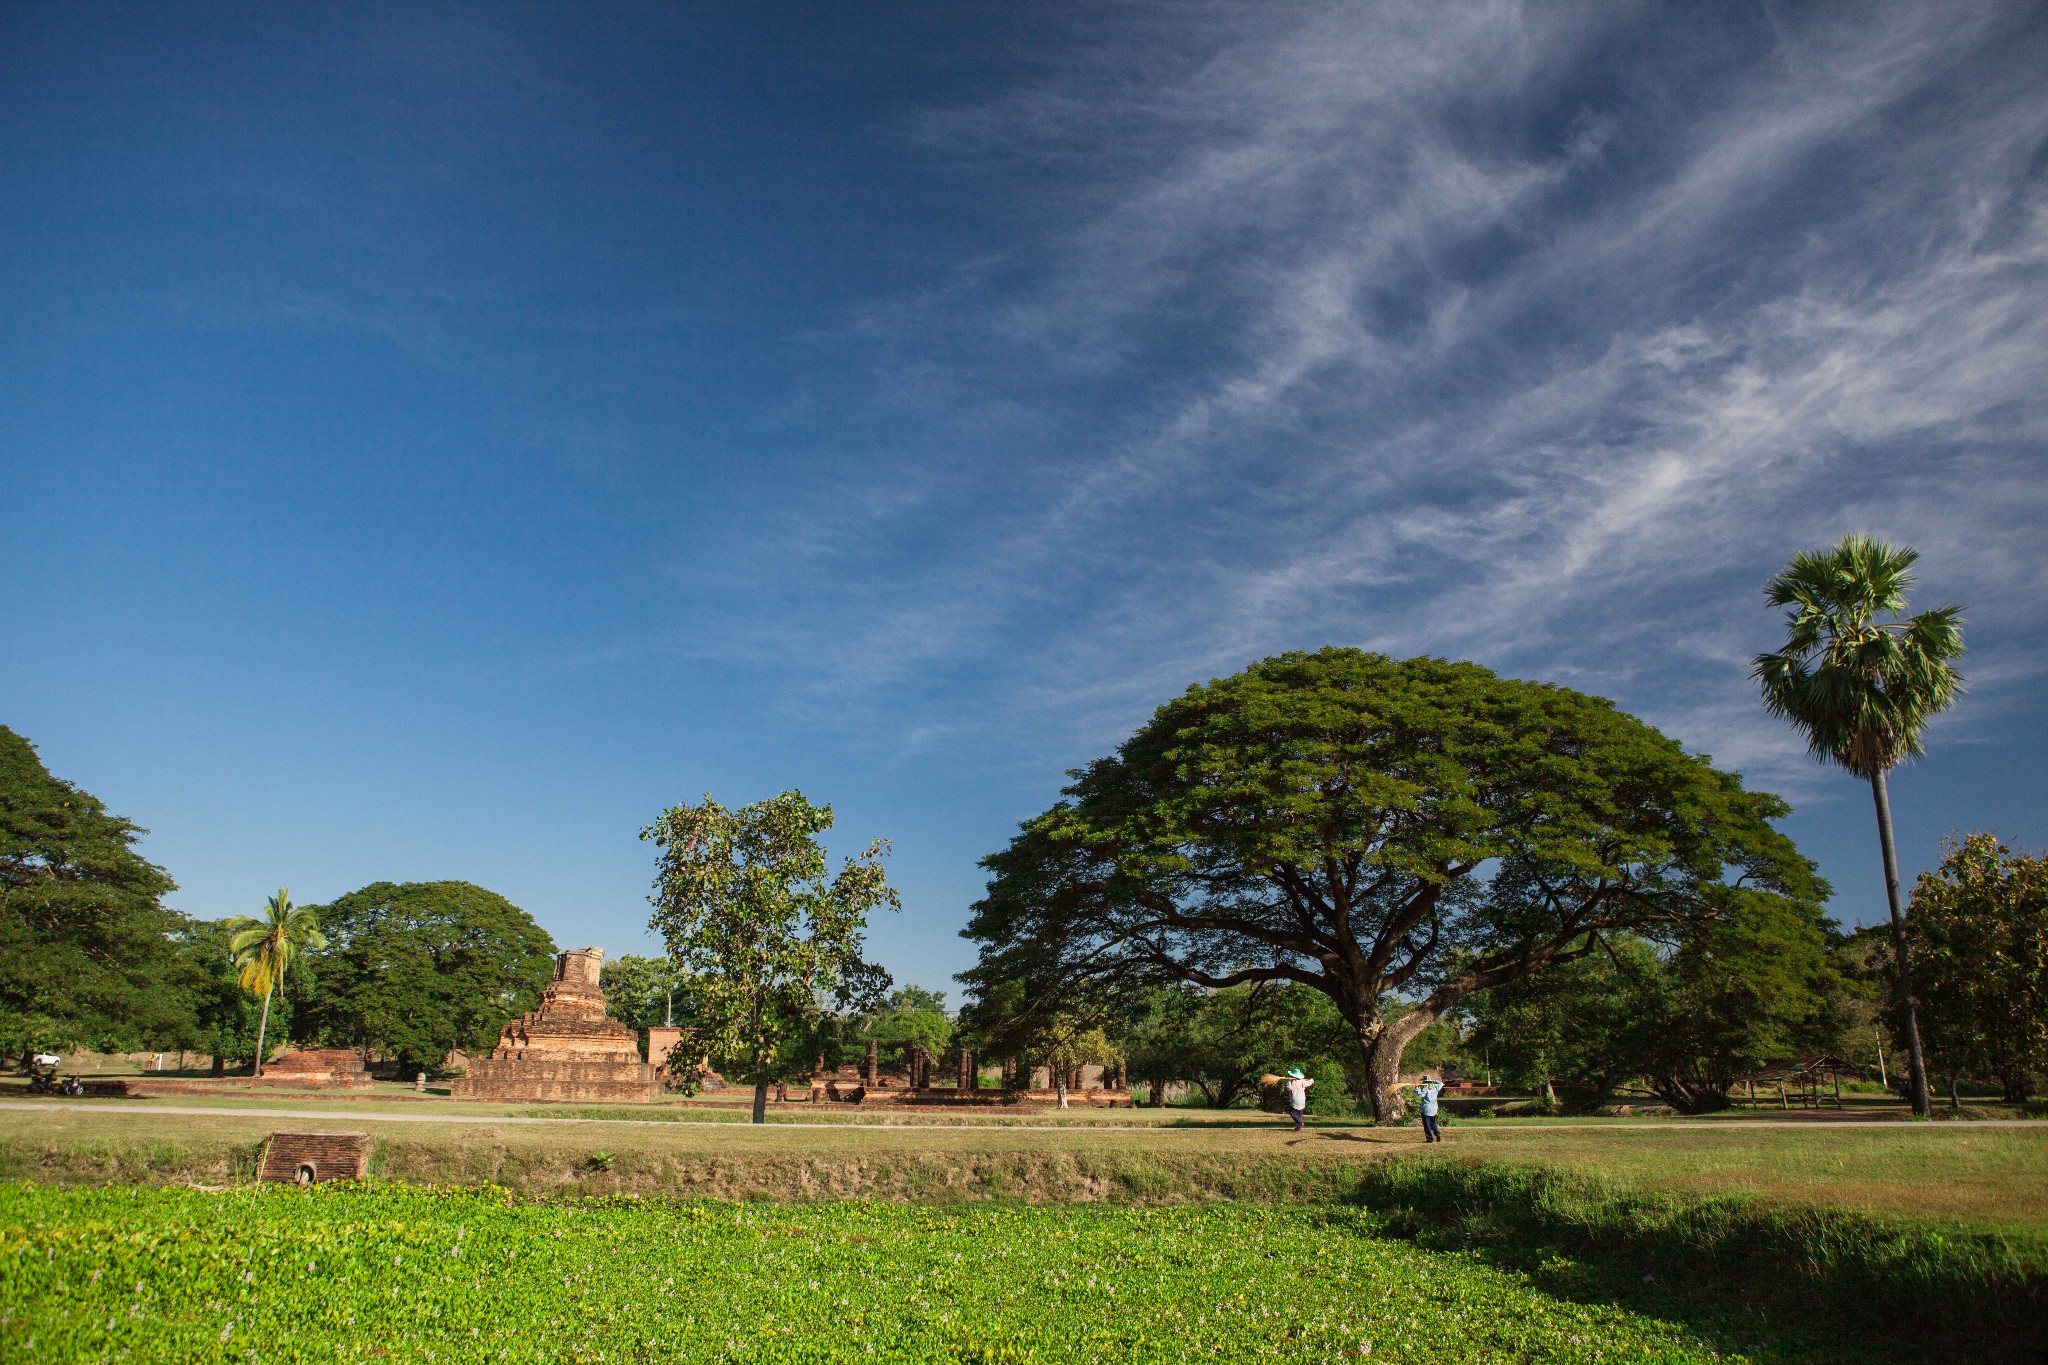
[1,1181,1743,1364]
[1353,1159,2046,1363]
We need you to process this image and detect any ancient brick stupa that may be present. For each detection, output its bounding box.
[448,947,662,1103]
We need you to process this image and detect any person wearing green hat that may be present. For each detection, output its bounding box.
[1282,1068,1314,1131]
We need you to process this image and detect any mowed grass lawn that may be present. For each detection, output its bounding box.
[3,1100,2043,1232]
[0,1181,1743,1364]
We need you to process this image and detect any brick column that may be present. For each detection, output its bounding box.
[958,1048,973,1091]
[863,1040,878,1087]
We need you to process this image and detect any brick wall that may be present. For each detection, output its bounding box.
[259,1131,371,1184]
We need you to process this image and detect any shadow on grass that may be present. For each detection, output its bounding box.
[1343,1157,2046,1365]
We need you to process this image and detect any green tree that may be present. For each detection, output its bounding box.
[1468,946,1645,1111]
[0,725,185,1053]
[1470,906,1839,1114]
[167,920,279,1073]
[862,985,953,1064]
[643,791,898,1123]
[1022,1011,1117,1109]
[1628,899,1841,1113]
[1908,834,2048,1103]
[224,888,324,1076]
[600,953,687,1033]
[1118,986,1203,1107]
[963,650,1824,1121]
[1130,983,1347,1110]
[1753,533,1964,1117]
[296,881,556,1075]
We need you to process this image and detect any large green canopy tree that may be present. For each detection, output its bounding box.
[0,725,187,1053]
[294,881,556,1075]
[1907,834,2047,1103]
[1752,533,1964,1117]
[643,791,897,1123]
[962,649,1826,1121]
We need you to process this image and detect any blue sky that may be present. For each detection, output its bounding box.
[4,1,2044,997]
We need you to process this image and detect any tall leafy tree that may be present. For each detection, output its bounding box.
[600,953,688,1034]
[862,986,953,1064]
[168,919,281,1073]
[1752,534,1964,1117]
[1907,834,2047,1103]
[1468,944,1648,1111]
[1627,899,1842,1112]
[963,649,1824,1121]
[1120,983,1346,1109]
[296,881,556,1075]
[224,888,325,1076]
[0,725,185,1052]
[1469,906,1839,1115]
[643,791,897,1123]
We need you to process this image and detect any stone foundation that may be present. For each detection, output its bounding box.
[448,947,662,1104]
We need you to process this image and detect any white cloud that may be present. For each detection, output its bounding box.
[705,1,2048,792]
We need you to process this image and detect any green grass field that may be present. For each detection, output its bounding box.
[0,1181,1761,1363]
[2,1100,2043,1362]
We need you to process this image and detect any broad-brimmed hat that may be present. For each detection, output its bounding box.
[1287,1068,1304,1079]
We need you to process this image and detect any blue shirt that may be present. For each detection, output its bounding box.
[1415,1081,1442,1116]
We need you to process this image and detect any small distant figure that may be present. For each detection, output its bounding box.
[1283,1068,1313,1132]
[1415,1073,1444,1142]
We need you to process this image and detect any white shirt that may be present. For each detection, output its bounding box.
[1415,1081,1443,1116]
[1285,1077,1313,1109]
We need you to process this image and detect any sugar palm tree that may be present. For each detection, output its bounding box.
[225,888,325,1077]
[1752,534,1964,1118]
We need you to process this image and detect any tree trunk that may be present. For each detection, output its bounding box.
[1871,771,1932,1117]
[252,989,274,1077]
[749,1008,767,1124]
[1360,1010,1435,1123]
[1055,1071,1068,1109]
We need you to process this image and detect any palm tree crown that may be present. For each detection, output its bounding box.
[1751,534,1965,777]
[226,887,325,996]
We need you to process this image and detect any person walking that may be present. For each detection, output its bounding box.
[1415,1073,1444,1142]
[1282,1068,1314,1132]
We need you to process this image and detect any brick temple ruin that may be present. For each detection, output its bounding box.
[259,1047,375,1088]
[804,1042,1130,1108]
[448,947,663,1103]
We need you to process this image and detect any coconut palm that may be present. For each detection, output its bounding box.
[1752,534,1964,1117]
[225,888,325,1077]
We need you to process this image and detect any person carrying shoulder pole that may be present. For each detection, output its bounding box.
[1415,1073,1444,1142]
[1283,1067,1313,1132]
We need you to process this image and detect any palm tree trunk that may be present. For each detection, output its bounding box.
[252,989,273,1078]
[1871,770,1931,1118]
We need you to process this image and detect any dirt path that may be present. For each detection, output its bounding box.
[7,1100,2037,1133]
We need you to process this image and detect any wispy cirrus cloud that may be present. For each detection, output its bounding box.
[696,0,2047,794]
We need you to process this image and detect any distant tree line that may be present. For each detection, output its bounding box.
[0,725,557,1075]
